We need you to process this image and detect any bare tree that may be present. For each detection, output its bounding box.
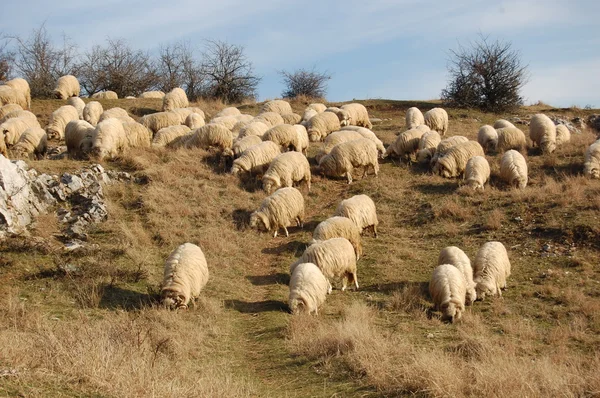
[202,40,260,103]
[441,35,529,112]
[156,40,206,100]
[279,67,331,99]
[0,33,14,82]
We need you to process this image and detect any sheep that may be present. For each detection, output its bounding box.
[416,130,442,164]
[555,124,571,145]
[312,216,362,260]
[91,91,118,100]
[262,151,311,194]
[438,246,476,305]
[319,138,379,184]
[231,121,249,139]
[231,141,281,176]
[424,107,449,135]
[0,85,28,109]
[430,135,469,167]
[290,238,358,291]
[0,104,22,121]
[209,115,240,131]
[238,121,270,139]
[162,87,189,111]
[405,107,424,129]
[90,118,127,160]
[0,110,37,125]
[493,119,515,129]
[121,121,152,148]
[139,90,165,99]
[307,103,327,113]
[473,241,511,301]
[140,111,182,135]
[169,108,200,124]
[340,125,385,156]
[53,75,80,99]
[253,112,285,128]
[83,101,103,126]
[281,112,302,125]
[249,187,304,238]
[496,127,527,153]
[161,243,209,310]
[384,128,424,162]
[263,124,305,152]
[45,105,82,140]
[289,262,330,315]
[10,127,47,160]
[433,140,484,178]
[294,124,310,155]
[1,116,41,148]
[232,135,263,157]
[500,149,528,189]
[67,97,86,120]
[529,113,556,154]
[300,109,318,126]
[477,125,498,153]
[153,126,191,148]
[429,264,466,323]
[65,120,95,158]
[315,130,363,164]
[184,124,233,156]
[334,194,378,237]
[236,114,254,124]
[464,156,490,191]
[5,78,31,109]
[98,107,132,123]
[341,103,372,129]
[584,140,600,179]
[261,99,292,115]
[306,111,342,142]
[213,107,240,118]
[185,113,205,129]
[325,106,350,126]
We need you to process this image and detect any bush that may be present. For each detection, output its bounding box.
[279,68,331,99]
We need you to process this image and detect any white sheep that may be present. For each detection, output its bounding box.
[529,113,556,154]
[238,121,270,139]
[319,138,379,184]
[0,104,23,121]
[281,112,302,125]
[477,125,498,153]
[0,85,29,110]
[430,135,469,168]
[45,105,79,140]
[83,101,103,126]
[496,127,527,153]
[184,124,233,156]
[555,124,571,145]
[210,115,240,131]
[253,112,285,128]
[213,107,241,118]
[416,130,442,164]
[438,246,476,305]
[185,112,205,129]
[90,118,127,160]
[91,91,118,100]
[464,156,490,191]
[169,108,199,124]
[324,106,350,127]
[405,107,424,129]
[249,187,304,238]
[121,121,152,148]
[161,243,209,310]
[232,135,263,157]
[493,119,515,129]
[98,107,132,123]
[341,103,372,129]
[306,103,327,113]
[334,194,378,237]
[263,124,304,152]
[429,264,466,323]
[294,124,309,155]
[230,141,280,176]
[300,109,318,126]
[11,126,47,160]
[306,111,341,142]
[67,97,86,120]
[261,99,293,115]
[5,78,31,109]
[162,87,189,111]
[340,125,385,157]
[65,120,95,158]
[433,140,484,178]
[262,151,311,194]
[140,111,182,135]
[53,75,80,99]
[289,262,330,315]
[0,116,41,147]
[424,107,449,135]
[236,114,254,124]
[152,125,192,147]
[473,241,511,301]
[139,90,165,99]
[312,216,362,260]
[315,130,363,164]
[290,238,358,291]
[499,149,528,189]
[384,128,424,162]
[584,140,600,179]
[0,109,37,125]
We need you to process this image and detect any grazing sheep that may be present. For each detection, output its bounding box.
[555,124,571,145]
[493,119,515,129]
[0,110,37,125]
[121,122,152,148]
[438,246,476,305]
[231,141,281,176]
[238,121,270,139]
[325,106,350,126]
[530,113,557,154]
[232,135,263,157]
[67,97,86,120]
[341,103,372,129]
[433,141,484,178]
[293,124,309,155]
[315,130,363,164]
[98,107,132,123]
[416,130,442,164]
[83,101,103,126]
[429,264,466,323]
[289,262,330,315]
[306,111,341,142]
[312,216,362,260]
[53,75,80,99]
[405,107,424,129]
[464,156,490,191]
[0,85,28,109]
[500,150,528,189]
[231,121,249,139]
[262,151,311,194]
[162,87,189,111]
[161,243,209,310]
[250,187,304,238]
[334,194,378,237]
[430,135,469,168]
[5,78,31,109]
[477,125,498,153]
[0,104,23,121]
[140,111,182,135]
[384,128,424,162]
[263,124,304,152]
[584,140,600,179]
[300,109,318,126]
[340,125,385,156]
[424,107,449,135]
[10,127,47,160]
[213,107,241,118]
[290,238,358,291]
[307,103,327,113]
[139,90,165,99]
[253,112,285,128]
[169,108,199,124]
[208,115,239,131]
[319,138,379,184]
[496,127,527,153]
[65,120,95,158]
[281,112,302,125]
[185,112,205,129]
[261,99,293,115]
[473,242,511,301]
[184,124,233,155]
[91,90,118,100]
[90,118,127,160]
[236,114,254,124]
[1,116,41,147]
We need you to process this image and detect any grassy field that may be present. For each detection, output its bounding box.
[1,97,599,397]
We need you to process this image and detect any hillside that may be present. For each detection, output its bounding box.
[1,98,599,397]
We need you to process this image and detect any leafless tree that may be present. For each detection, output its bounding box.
[201,40,260,103]
[0,33,14,82]
[156,40,207,100]
[441,35,529,112]
[279,67,331,99]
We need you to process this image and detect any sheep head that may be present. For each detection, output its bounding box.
[416,148,432,164]
[440,301,461,323]
[584,161,599,179]
[161,290,187,310]
[475,280,496,301]
[249,211,270,232]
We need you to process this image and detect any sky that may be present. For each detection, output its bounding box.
[2,0,599,108]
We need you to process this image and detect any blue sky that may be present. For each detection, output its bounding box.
[2,0,599,107]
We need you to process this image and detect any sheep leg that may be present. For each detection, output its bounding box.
[346,170,353,184]
[273,229,278,238]
[353,273,359,290]
[372,224,378,238]
[283,226,289,237]
[327,281,332,294]
[341,280,347,291]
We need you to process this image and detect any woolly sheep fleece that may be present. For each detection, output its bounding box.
[473,241,511,301]
[262,151,311,194]
[529,113,556,154]
[261,99,293,115]
[184,124,233,154]
[161,243,209,309]
[288,262,330,315]
[0,109,37,125]
[493,119,515,129]
[477,125,498,153]
[238,121,270,139]
[429,264,467,323]
[334,194,378,237]
[464,155,490,191]
[433,140,484,178]
[141,111,182,134]
[185,113,205,129]
[385,128,424,161]
[307,103,327,113]
[65,120,95,158]
[230,140,280,175]
[430,135,469,167]
[210,115,240,131]
[151,125,191,147]
[83,101,104,126]
[92,91,118,100]
[53,75,80,99]
[555,124,571,145]
[424,107,449,135]
[0,85,29,109]
[315,130,363,164]
[301,109,318,126]
[253,112,285,128]
[340,126,385,156]
[500,150,528,189]
[584,140,600,179]
[281,112,302,125]
[306,111,341,142]
[91,118,149,160]
[438,246,477,305]
[5,78,31,109]
[139,90,165,99]
[496,127,527,153]
[249,187,304,238]
[263,124,304,152]
[405,107,424,129]
[319,138,379,184]
[293,124,309,155]
[67,96,86,119]
[98,107,131,123]
[290,238,358,291]
[11,126,47,160]
[341,103,372,129]
[162,87,189,111]
[121,122,152,148]
[214,107,241,118]
[46,105,79,140]
[416,130,442,164]
[1,116,41,147]
[312,216,363,260]
[232,135,263,157]
[0,104,23,121]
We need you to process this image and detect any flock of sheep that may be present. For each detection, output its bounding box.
[1,74,599,320]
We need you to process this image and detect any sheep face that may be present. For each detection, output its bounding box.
[584,161,599,179]
[416,148,432,164]
[53,90,65,100]
[249,211,270,232]
[466,179,484,191]
[541,141,556,154]
[46,127,61,140]
[318,156,336,177]
[262,177,278,194]
[230,164,242,175]
[515,177,528,189]
[161,290,187,310]
[440,301,462,323]
[79,137,95,155]
[437,162,453,178]
[90,146,109,161]
[289,298,306,315]
[338,110,350,126]
[308,130,320,142]
[475,280,496,301]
